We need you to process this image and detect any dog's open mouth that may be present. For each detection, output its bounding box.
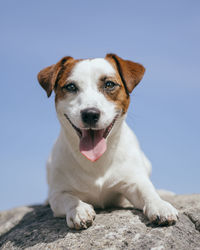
[64,114,117,162]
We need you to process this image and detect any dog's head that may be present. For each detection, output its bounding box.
[38,54,145,162]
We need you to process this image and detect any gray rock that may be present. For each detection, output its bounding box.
[0,194,200,250]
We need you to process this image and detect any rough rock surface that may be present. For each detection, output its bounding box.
[0,194,200,250]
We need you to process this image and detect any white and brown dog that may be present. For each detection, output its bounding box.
[38,54,178,229]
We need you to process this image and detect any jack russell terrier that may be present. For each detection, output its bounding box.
[37,54,178,229]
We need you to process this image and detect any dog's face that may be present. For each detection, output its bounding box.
[38,54,145,161]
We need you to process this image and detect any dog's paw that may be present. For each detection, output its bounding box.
[143,199,178,226]
[66,202,96,230]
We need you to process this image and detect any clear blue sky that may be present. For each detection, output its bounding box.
[0,0,199,211]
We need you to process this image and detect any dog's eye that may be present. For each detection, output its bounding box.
[62,83,78,93]
[104,81,116,90]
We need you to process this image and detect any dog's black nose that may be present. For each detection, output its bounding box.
[81,108,100,126]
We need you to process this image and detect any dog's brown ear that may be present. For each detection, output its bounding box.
[37,56,73,97]
[105,53,145,94]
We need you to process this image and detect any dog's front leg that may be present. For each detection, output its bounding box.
[49,192,96,229]
[120,176,178,225]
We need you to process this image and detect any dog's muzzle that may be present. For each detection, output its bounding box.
[64,113,118,162]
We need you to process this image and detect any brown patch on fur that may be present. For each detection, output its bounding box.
[37,56,79,98]
[104,53,145,114]
[105,54,145,93]
[98,74,130,115]
[54,59,80,102]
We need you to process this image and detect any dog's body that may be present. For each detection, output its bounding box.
[38,54,178,229]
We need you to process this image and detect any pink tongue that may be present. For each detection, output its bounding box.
[79,129,107,162]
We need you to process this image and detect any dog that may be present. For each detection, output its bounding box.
[37,53,178,229]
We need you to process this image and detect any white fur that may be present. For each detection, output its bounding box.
[47,58,178,229]
[56,59,118,130]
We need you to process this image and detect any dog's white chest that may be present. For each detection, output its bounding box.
[74,173,117,209]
